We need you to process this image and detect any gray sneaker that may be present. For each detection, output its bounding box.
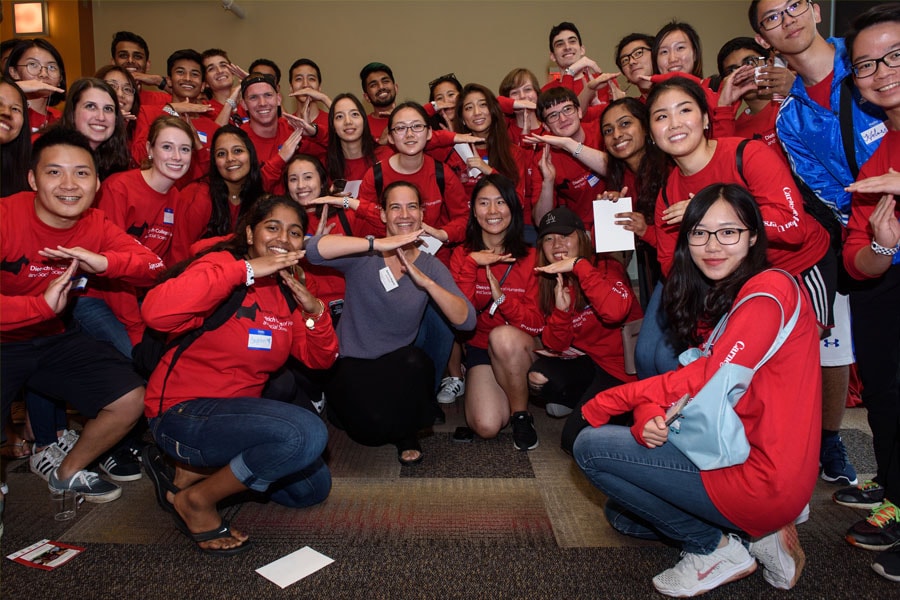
[29,444,66,482]
[49,468,121,503]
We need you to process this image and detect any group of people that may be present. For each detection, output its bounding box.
[1,0,899,593]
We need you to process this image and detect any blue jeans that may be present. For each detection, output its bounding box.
[149,397,331,508]
[73,296,133,358]
[634,282,681,379]
[414,301,454,394]
[573,425,738,554]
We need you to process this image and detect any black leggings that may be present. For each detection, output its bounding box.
[326,346,436,447]
[529,355,627,454]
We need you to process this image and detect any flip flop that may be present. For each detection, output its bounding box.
[0,440,33,459]
[191,520,251,556]
[141,445,179,516]
[396,438,423,466]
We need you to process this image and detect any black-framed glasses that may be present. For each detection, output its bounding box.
[758,0,811,31]
[17,60,60,77]
[544,104,577,124]
[428,73,457,90]
[105,80,135,97]
[723,56,766,76]
[687,228,749,246]
[390,122,428,136]
[851,49,900,79]
[618,47,651,68]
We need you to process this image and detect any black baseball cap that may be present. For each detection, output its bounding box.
[538,206,585,237]
[240,73,277,97]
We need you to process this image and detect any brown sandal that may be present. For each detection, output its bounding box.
[1,439,34,459]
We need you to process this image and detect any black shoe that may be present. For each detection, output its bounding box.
[433,406,446,426]
[833,480,885,509]
[511,411,538,451]
[99,446,142,482]
[846,501,900,551]
[872,545,900,582]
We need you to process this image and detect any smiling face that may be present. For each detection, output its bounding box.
[169,58,203,101]
[473,184,511,237]
[286,159,324,207]
[540,230,581,263]
[113,41,148,74]
[73,88,118,150]
[388,107,431,156]
[550,29,585,69]
[243,81,281,127]
[542,100,582,138]
[619,40,654,85]
[102,70,136,114]
[688,198,756,281]
[431,81,460,123]
[246,204,305,260]
[602,104,647,163]
[331,97,365,142]
[461,91,492,135]
[0,82,26,144]
[649,88,708,159]
[380,185,422,235]
[851,21,900,119]
[655,30,696,74]
[203,54,233,94]
[213,133,250,185]
[147,126,193,182]
[28,144,99,229]
[364,71,397,109]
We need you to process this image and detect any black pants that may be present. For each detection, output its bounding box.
[850,264,900,503]
[325,346,435,447]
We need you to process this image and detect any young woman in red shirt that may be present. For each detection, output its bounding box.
[450,174,544,450]
[59,78,131,181]
[575,183,819,597]
[6,39,66,138]
[324,93,391,191]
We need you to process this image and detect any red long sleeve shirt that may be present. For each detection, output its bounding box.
[582,270,821,536]
[141,251,338,417]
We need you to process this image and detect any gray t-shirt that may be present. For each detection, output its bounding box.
[306,235,476,359]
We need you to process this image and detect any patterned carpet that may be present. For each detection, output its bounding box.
[0,405,894,599]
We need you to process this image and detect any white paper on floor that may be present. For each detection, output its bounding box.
[256,546,334,588]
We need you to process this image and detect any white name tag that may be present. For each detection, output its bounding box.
[197,131,208,145]
[247,328,272,350]
[163,208,175,225]
[587,174,601,187]
[861,121,887,146]
[379,266,399,292]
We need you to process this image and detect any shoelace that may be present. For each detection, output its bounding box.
[867,501,899,527]
[859,480,882,492]
[825,438,850,466]
[71,470,102,489]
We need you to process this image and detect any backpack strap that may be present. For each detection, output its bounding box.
[840,78,860,180]
[374,161,384,200]
[336,208,353,237]
[435,160,445,196]
[735,139,751,188]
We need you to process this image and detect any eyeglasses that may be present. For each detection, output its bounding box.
[428,73,457,89]
[618,47,651,68]
[851,49,900,79]
[687,228,749,246]
[543,104,577,124]
[105,80,136,97]
[723,56,766,76]
[758,0,811,31]
[17,60,60,77]
[390,122,427,136]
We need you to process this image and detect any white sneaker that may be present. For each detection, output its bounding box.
[29,444,67,482]
[436,377,465,404]
[748,523,805,590]
[56,429,80,454]
[652,533,757,597]
[794,503,810,525]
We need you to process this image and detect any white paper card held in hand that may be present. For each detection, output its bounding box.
[593,197,635,253]
[256,546,334,589]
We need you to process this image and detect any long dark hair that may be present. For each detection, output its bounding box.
[93,65,141,141]
[456,83,519,187]
[6,38,67,105]
[535,226,593,315]
[207,125,263,237]
[283,153,338,224]
[646,76,711,153]
[0,77,32,196]
[601,98,670,224]
[652,21,703,78]
[60,78,130,180]
[663,184,769,347]
[325,92,376,183]
[464,173,528,259]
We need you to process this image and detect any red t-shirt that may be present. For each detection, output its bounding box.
[0,193,163,342]
[806,71,834,110]
[548,120,607,230]
[131,103,215,187]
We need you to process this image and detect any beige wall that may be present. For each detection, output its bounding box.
[91,1,757,111]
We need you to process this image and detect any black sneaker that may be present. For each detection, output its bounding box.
[49,468,121,503]
[833,480,885,509]
[872,546,900,582]
[99,446,143,482]
[846,500,900,551]
[511,411,538,451]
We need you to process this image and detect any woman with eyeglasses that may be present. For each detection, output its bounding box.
[574,183,819,597]
[634,76,831,378]
[94,65,142,145]
[5,39,66,138]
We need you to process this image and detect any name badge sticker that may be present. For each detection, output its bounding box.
[587,174,601,187]
[197,131,208,145]
[861,121,887,146]
[248,328,272,351]
[379,267,399,292]
[163,208,175,225]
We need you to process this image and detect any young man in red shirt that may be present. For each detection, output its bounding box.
[1,128,161,503]
[359,62,399,143]
[110,31,168,107]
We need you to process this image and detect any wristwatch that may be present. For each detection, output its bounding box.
[244,260,255,286]
[162,104,179,117]
[871,239,900,256]
[366,235,375,252]
[489,293,506,317]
